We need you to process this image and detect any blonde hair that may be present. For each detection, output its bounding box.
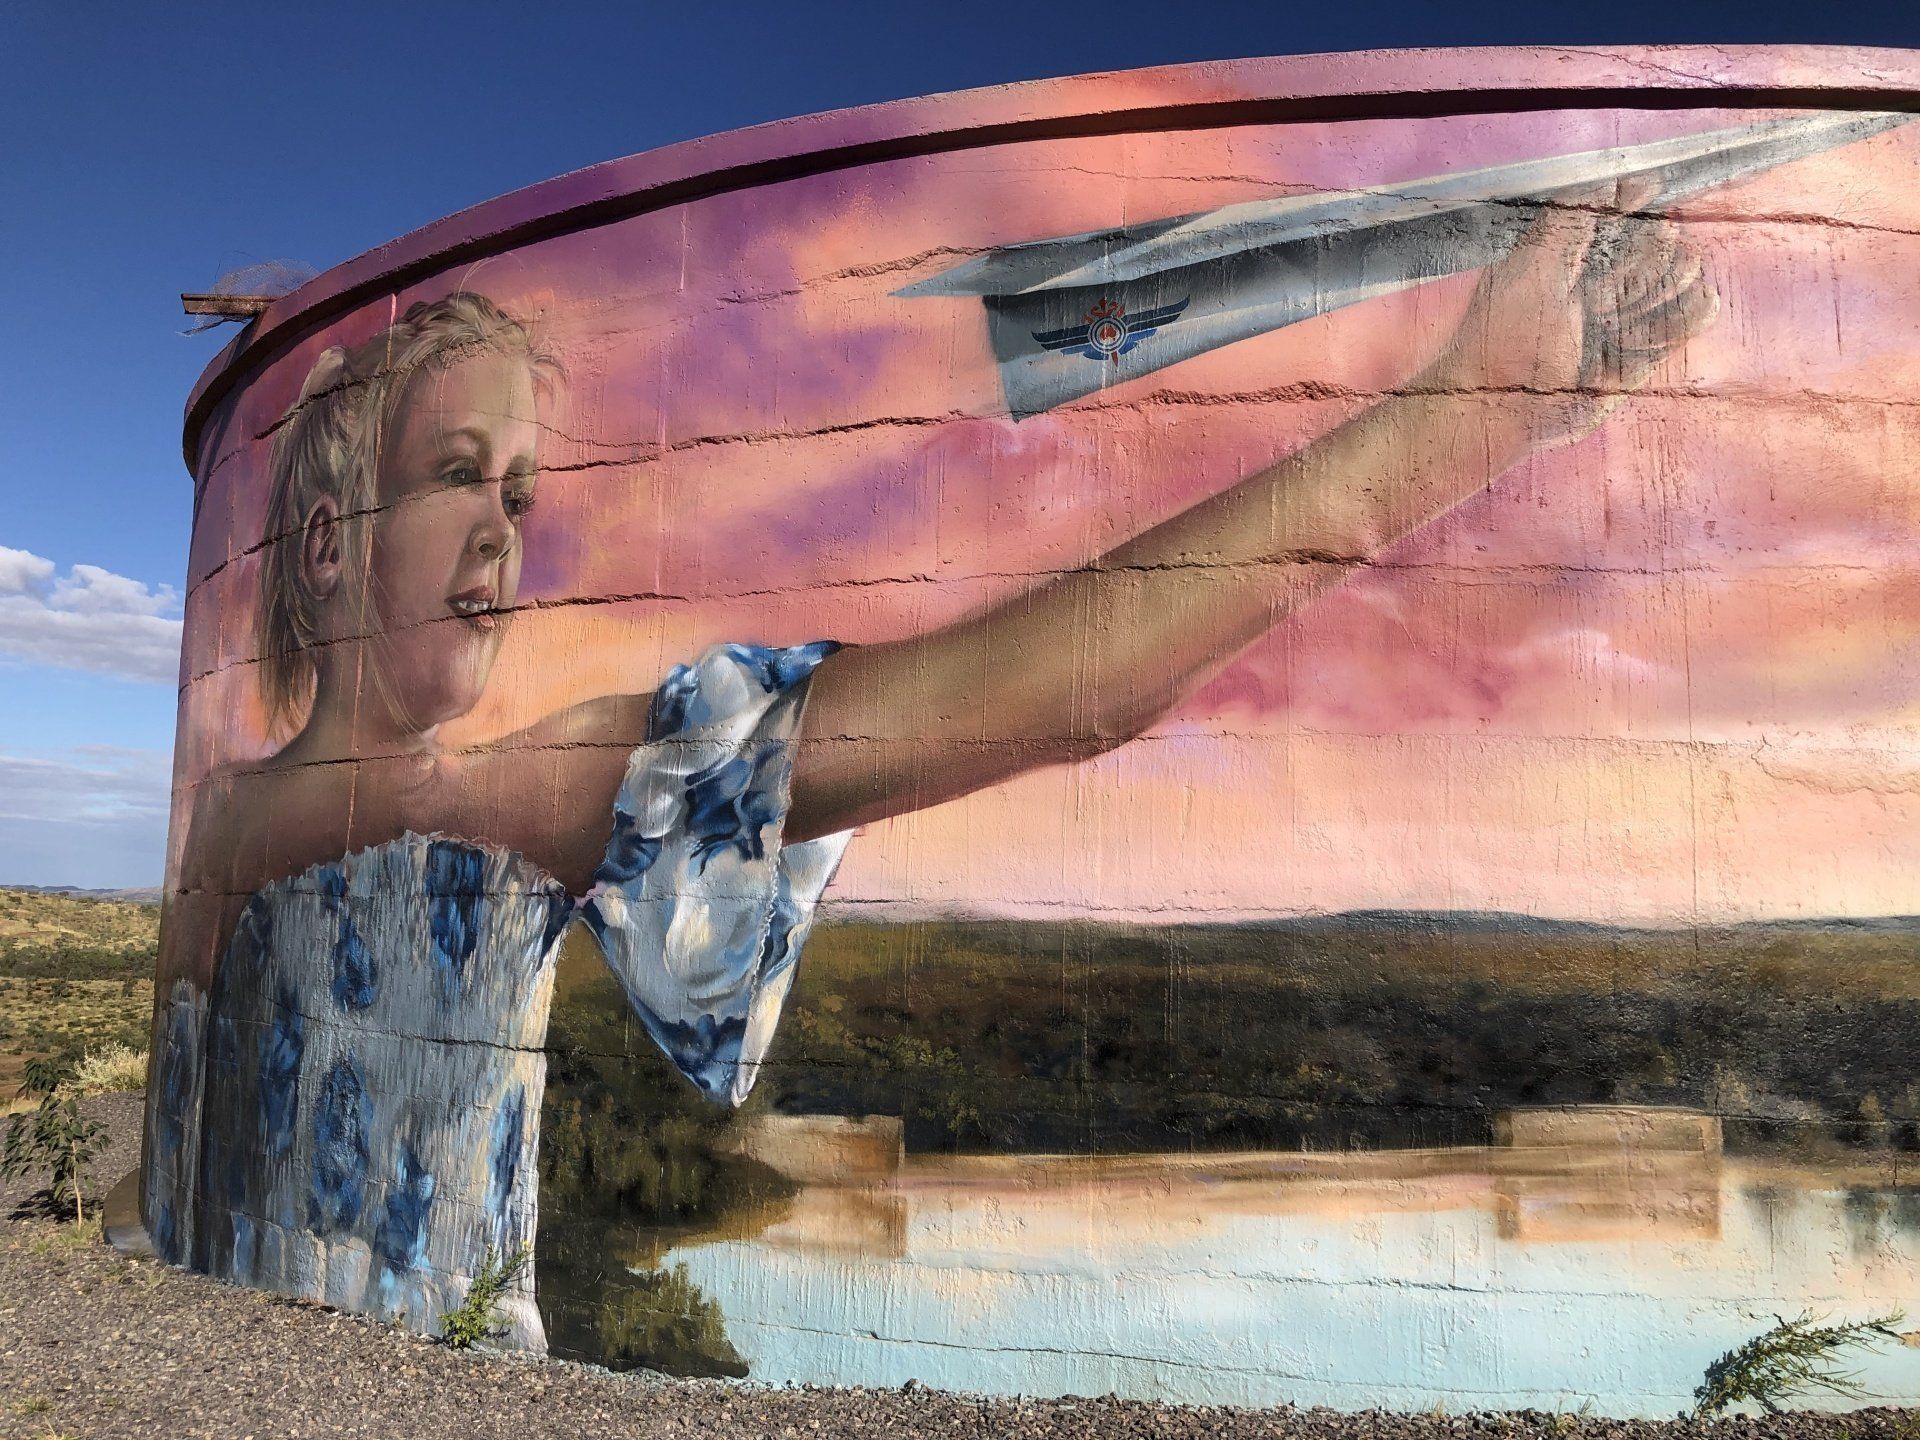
[255,292,561,736]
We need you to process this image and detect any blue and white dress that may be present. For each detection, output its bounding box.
[141,643,850,1350]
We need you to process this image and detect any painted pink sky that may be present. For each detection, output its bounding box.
[179,105,1920,924]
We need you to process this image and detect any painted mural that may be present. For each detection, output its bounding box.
[151,91,1920,1416]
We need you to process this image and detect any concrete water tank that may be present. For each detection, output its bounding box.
[148,46,1920,1415]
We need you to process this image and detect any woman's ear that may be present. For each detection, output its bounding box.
[300,497,343,601]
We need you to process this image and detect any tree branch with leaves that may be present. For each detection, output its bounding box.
[2,1056,106,1225]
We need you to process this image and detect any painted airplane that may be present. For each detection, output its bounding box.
[897,111,1913,418]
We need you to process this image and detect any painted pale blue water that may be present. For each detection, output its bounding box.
[656,1161,1920,1416]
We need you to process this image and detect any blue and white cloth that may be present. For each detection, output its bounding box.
[142,643,850,1350]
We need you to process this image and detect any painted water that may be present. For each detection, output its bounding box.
[535,924,1920,1417]
[544,1126,1920,1417]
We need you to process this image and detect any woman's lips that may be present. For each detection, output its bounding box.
[446,587,498,632]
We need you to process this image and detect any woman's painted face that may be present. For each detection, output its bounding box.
[359,350,540,732]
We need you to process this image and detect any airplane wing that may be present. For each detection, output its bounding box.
[896,110,1912,418]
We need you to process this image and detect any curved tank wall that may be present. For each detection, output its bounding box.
[150,46,1920,1416]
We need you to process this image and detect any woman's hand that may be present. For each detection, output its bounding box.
[1420,177,1720,447]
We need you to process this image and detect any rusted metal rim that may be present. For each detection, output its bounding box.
[180,43,1920,470]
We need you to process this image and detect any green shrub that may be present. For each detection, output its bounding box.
[1,1056,105,1224]
[439,1244,533,1349]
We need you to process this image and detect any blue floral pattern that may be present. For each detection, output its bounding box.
[141,641,852,1351]
[308,1056,371,1233]
[581,642,853,1106]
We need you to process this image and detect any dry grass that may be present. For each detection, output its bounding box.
[0,888,159,980]
[73,1044,149,1096]
[0,977,153,1101]
[0,889,157,1108]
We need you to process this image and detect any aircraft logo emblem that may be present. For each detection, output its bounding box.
[1032,296,1190,364]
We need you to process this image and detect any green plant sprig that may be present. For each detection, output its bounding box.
[1693,1310,1907,1417]
[439,1243,534,1350]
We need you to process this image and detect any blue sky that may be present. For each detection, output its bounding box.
[1,0,1911,887]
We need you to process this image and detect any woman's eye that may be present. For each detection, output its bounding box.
[445,463,482,487]
[505,487,537,518]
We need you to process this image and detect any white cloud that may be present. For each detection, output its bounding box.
[0,745,171,887]
[0,745,171,826]
[0,546,183,684]
[0,545,56,595]
[50,563,179,617]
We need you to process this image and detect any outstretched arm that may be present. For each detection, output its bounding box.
[787,182,1716,841]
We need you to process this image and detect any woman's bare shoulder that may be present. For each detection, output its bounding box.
[177,752,352,897]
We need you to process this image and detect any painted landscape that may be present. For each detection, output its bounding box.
[537,911,1920,1390]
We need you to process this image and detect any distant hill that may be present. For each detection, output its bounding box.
[4,883,161,905]
[1229,906,1920,938]
[817,903,1920,941]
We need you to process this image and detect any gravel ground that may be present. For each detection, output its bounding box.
[1,1097,1913,1440]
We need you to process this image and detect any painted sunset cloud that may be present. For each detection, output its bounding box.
[179,105,1920,923]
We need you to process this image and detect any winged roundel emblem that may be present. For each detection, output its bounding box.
[1032,296,1191,364]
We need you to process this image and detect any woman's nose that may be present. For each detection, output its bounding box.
[470,485,515,559]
